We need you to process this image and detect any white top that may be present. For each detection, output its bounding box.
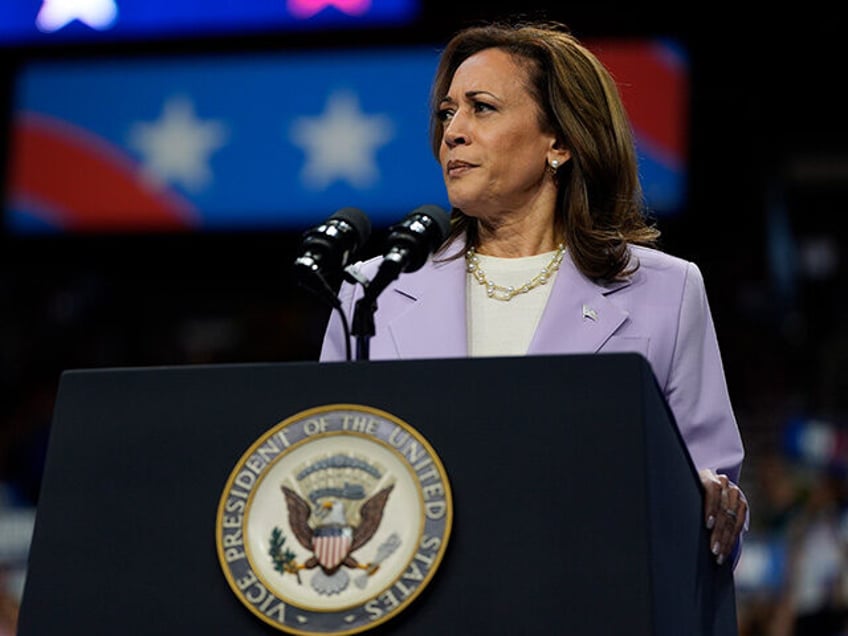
[467,251,559,357]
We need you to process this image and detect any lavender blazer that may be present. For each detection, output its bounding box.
[320,241,745,485]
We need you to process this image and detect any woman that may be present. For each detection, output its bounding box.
[320,20,748,565]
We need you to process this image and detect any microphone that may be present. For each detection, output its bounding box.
[293,207,371,305]
[365,204,451,300]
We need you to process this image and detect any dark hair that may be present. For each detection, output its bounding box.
[430,20,660,281]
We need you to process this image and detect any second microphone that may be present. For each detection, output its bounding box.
[364,204,452,301]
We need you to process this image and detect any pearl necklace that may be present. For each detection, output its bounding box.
[465,243,566,301]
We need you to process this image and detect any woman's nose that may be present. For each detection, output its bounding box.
[443,116,468,148]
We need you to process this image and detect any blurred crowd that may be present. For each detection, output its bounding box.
[736,423,848,636]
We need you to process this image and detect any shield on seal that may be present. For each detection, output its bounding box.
[312,526,353,571]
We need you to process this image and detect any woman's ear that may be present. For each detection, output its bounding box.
[547,146,571,168]
[548,138,571,167]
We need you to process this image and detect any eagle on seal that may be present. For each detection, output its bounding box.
[281,484,394,593]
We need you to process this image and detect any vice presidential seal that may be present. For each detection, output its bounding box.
[215,404,453,635]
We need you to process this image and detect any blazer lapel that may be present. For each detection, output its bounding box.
[381,246,632,359]
[528,252,632,355]
[384,246,469,359]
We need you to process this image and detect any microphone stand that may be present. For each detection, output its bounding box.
[352,294,375,361]
[346,204,450,361]
[350,252,405,361]
[294,256,355,362]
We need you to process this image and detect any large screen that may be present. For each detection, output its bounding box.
[3,39,688,234]
[0,0,419,45]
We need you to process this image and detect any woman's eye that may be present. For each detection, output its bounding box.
[437,108,454,122]
[474,101,495,113]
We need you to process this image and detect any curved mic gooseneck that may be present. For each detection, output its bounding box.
[352,205,451,361]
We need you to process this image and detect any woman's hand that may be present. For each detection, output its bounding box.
[699,468,747,565]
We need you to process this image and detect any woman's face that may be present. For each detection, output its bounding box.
[437,48,559,219]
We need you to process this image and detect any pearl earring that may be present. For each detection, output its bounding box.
[550,159,559,169]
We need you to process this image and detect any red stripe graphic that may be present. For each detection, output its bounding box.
[8,112,197,232]
[592,40,688,161]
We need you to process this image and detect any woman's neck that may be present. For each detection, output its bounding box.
[469,185,561,257]
[474,215,560,258]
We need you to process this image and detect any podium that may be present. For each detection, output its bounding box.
[17,353,737,635]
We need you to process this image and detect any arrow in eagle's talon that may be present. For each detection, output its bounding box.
[353,533,401,588]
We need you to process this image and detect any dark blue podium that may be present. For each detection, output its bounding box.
[17,353,737,635]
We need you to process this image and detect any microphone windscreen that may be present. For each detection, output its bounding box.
[410,204,451,250]
[330,206,372,246]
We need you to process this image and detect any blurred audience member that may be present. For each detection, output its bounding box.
[0,570,18,636]
[782,466,848,635]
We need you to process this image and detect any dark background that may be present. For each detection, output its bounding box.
[1,4,847,635]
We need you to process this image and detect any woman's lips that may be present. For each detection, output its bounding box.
[446,160,477,177]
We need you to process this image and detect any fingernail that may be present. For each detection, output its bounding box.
[707,515,715,530]
[712,541,720,556]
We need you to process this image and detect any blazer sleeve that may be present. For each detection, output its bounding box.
[664,262,745,484]
[665,263,749,563]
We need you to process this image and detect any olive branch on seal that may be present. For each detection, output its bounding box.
[269,527,302,584]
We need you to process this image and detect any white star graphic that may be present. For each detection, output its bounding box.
[36,0,118,32]
[128,96,229,194]
[290,90,395,190]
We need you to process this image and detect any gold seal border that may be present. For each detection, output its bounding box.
[215,403,454,636]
